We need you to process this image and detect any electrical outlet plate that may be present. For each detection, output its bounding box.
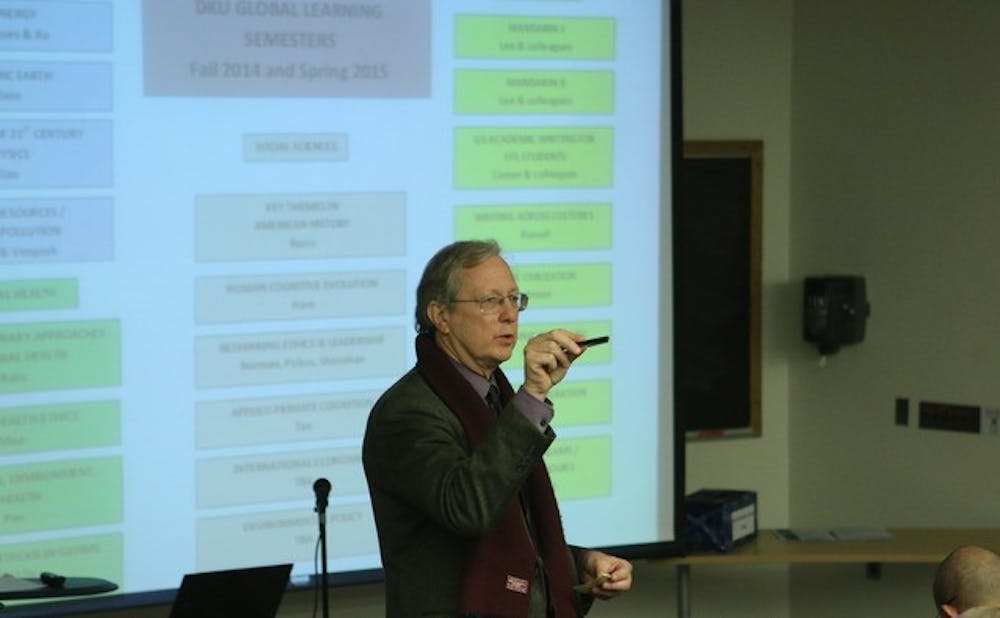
[918,401,981,433]
[982,408,1000,435]
[895,397,909,426]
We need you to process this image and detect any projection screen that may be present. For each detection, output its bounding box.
[0,0,683,614]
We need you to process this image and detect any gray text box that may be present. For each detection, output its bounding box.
[195,390,378,449]
[143,0,430,98]
[194,270,406,324]
[194,192,406,262]
[243,132,348,162]
[194,326,406,388]
[196,504,377,571]
[195,446,365,508]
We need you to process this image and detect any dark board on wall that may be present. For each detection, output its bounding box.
[676,140,762,438]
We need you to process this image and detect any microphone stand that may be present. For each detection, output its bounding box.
[314,478,331,618]
[318,508,329,618]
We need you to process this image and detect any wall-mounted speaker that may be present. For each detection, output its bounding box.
[803,275,870,355]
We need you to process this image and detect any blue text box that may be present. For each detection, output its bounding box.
[0,120,113,189]
[0,62,112,112]
[0,198,114,264]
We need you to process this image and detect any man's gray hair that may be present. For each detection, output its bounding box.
[415,239,501,335]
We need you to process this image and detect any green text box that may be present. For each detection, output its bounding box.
[0,400,121,456]
[0,279,78,313]
[455,203,611,251]
[507,320,612,369]
[0,533,122,585]
[455,15,615,60]
[544,436,611,499]
[454,127,613,189]
[0,320,121,394]
[0,457,123,533]
[511,263,611,307]
[549,379,612,426]
[455,70,614,115]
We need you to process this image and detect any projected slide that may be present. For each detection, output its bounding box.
[0,0,674,603]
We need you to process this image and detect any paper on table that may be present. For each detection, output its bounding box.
[831,527,893,541]
[0,573,45,593]
[774,527,892,542]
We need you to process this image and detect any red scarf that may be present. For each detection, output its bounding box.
[415,334,579,617]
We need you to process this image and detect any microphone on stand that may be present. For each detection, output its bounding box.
[313,478,331,618]
[314,477,331,515]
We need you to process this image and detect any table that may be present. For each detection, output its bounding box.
[662,528,1000,618]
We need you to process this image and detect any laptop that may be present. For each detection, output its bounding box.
[168,563,293,618]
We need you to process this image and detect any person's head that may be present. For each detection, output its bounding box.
[934,545,1000,617]
[415,239,527,377]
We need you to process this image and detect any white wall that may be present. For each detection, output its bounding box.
[788,0,1000,615]
[683,0,794,530]
[790,0,1000,527]
[680,0,796,615]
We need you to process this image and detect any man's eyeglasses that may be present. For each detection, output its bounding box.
[451,293,529,314]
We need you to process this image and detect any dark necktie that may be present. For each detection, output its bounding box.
[486,383,503,416]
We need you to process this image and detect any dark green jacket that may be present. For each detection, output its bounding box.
[362,367,589,617]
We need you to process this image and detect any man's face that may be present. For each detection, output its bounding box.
[431,255,520,377]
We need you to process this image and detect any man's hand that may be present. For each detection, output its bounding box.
[521,329,585,400]
[578,550,633,599]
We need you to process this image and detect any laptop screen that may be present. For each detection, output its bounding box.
[169,563,292,618]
